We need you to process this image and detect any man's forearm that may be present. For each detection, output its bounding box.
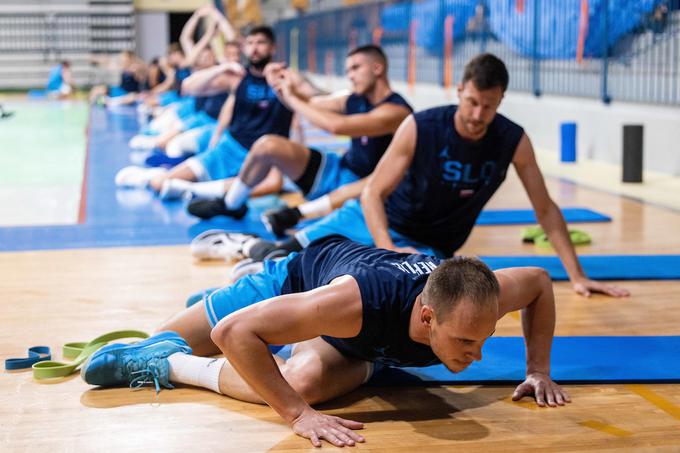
[286,95,343,133]
[360,188,394,250]
[215,326,310,424]
[522,274,555,375]
[181,63,230,96]
[537,202,586,281]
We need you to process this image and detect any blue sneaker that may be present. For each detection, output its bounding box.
[81,331,192,393]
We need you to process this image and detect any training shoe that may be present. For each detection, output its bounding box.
[81,331,191,393]
[144,152,190,168]
[128,134,158,150]
[115,166,166,189]
[187,197,248,220]
[185,287,220,307]
[261,206,302,237]
[191,230,260,260]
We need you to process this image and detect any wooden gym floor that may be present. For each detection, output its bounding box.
[2,166,680,452]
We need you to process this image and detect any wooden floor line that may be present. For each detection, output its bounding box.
[579,420,633,437]
[626,384,680,421]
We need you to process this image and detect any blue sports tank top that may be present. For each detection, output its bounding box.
[384,105,524,256]
[228,68,293,149]
[282,234,442,367]
[340,92,412,178]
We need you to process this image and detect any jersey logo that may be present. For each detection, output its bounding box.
[390,260,438,275]
[246,84,276,103]
[439,147,497,189]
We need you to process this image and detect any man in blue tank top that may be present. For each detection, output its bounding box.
[82,235,569,447]
[185,45,413,231]
[233,54,629,298]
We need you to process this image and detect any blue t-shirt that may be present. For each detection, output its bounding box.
[385,105,524,256]
[281,234,442,367]
[228,68,293,149]
[340,92,412,178]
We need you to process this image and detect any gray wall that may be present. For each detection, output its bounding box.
[135,12,169,62]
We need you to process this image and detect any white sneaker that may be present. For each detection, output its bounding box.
[128,134,159,150]
[230,258,265,281]
[191,230,259,261]
[115,166,166,188]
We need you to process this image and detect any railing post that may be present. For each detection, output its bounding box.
[532,0,541,97]
[600,0,611,103]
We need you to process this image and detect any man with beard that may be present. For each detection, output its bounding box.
[116,26,294,196]
[184,45,412,232]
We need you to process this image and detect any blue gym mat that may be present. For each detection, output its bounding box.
[476,208,610,224]
[482,255,680,280]
[281,336,680,385]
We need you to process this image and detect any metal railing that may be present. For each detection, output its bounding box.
[273,0,680,106]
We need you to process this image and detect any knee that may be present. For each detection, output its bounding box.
[251,135,284,161]
[281,359,325,405]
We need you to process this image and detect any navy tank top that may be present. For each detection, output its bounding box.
[340,92,412,178]
[228,68,293,149]
[194,92,229,120]
[174,66,192,92]
[120,70,140,93]
[385,105,524,256]
[281,235,442,367]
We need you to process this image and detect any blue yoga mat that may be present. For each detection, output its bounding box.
[327,336,679,385]
[482,255,680,280]
[476,208,611,225]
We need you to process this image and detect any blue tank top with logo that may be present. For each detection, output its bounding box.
[340,92,412,178]
[228,68,293,149]
[384,105,524,256]
[281,234,442,367]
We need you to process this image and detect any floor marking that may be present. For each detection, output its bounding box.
[579,420,633,437]
[627,384,680,421]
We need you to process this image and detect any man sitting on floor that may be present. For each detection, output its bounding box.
[81,235,569,448]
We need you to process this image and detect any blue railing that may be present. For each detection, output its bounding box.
[273,0,680,105]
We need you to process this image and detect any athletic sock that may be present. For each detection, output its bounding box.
[189,180,227,199]
[167,352,225,394]
[224,178,251,210]
[297,195,333,219]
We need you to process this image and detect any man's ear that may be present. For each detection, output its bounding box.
[421,303,434,327]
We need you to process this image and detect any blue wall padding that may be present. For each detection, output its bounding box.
[476,208,610,225]
[488,0,659,59]
[482,255,680,280]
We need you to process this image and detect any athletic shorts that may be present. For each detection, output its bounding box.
[294,199,446,257]
[303,150,361,201]
[180,111,216,132]
[204,254,296,327]
[187,131,249,181]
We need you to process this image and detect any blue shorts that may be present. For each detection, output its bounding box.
[158,91,181,106]
[181,111,216,131]
[192,131,249,180]
[306,151,361,200]
[294,199,446,257]
[204,254,295,327]
[196,124,218,153]
[109,86,129,97]
[175,97,197,119]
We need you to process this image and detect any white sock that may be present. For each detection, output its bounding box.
[224,178,251,209]
[167,352,225,394]
[298,195,333,219]
[190,180,227,199]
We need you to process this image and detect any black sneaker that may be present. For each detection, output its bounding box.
[261,206,302,237]
[187,198,248,220]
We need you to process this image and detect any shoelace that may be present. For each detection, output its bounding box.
[126,356,173,394]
